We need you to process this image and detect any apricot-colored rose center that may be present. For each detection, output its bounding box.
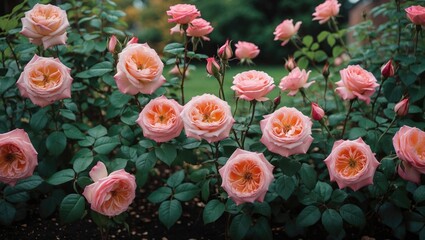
[0,144,26,176]
[409,131,425,161]
[271,112,302,137]
[29,64,62,89]
[335,146,367,177]
[229,159,262,194]
[146,104,176,126]
[31,6,62,33]
[190,101,224,124]
[101,181,132,211]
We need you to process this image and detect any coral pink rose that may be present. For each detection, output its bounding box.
[393,126,425,174]
[234,41,260,63]
[231,70,275,101]
[0,129,38,186]
[273,19,302,46]
[312,0,341,24]
[260,107,313,157]
[219,149,274,205]
[136,96,184,143]
[398,161,421,184]
[405,5,425,26]
[187,18,214,41]
[114,43,166,95]
[279,67,314,96]
[83,161,136,217]
[166,4,201,24]
[324,138,379,191]
[17,54,73,107]
[335,65,379,104]
[180,94,235,143]
[20,3,69,49]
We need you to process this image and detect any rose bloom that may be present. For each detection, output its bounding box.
[136,96,184,143]
[20,3,69,49]
[180,94,235,143]
[219,149,274,205]
[324,138,380,191]
[83,161,136,217]
[166,4,200,24]
[279,67,314,96]
[114,43,166,95]
[273,19,302,46]
[393,126,425,174]
[168,65,190,77]
[312,0,341,24]
[187,18,214,41]
[260,107,313,157]
[398,161,421,184]
[231,70,275,101]
[335,65,379,104]
[0,129,38,186]
[234,41,260,62]
[17,54,73,107]
[405,5,425,26]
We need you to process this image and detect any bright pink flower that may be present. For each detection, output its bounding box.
[312,0,341,24]
[273,19,302,46]
[381,59,395,78]
[231,70,275,101]
[279,67,314,96]
[398,161,421,184]
[311,102,325,121]
[166,4,200,24]
[234,41,260,62]
[393,126,425,174]
[187,18,214,41]
[218,40,233,60]
[405,5,425,26]
[394,98,409,117]
[206,57,220,76]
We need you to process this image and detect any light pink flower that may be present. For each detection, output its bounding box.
[108,35,118,53]
[166,4,200,24]
[187,18,214,41]
[231,70,275,101]
[206,57,220,76]
[405,5,425,26]
[169,24,183,35]
[218,40,233,60]
[311,102,325,121]
[335,65,379,104]
[324,138,380,191]
[260,107,313,157]
[312,0,341,24]
[219,149,274,205]
[114,43,166,95]
[17,54,73,107]
[234,41,260,62]
[398,161,421,184]
[168,65,189,77]
[279,67,314,96]
[393,126,425,174]
[394,98,409,117]
[0,129,38,186]
[20,3,69,49]
[180,94,234,143]
[273,19,301,46]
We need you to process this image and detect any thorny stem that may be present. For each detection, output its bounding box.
[330,17,351,58]
[375,115,397,151]
[323,76,328,111]
[341,100,354,138]
[371,76,385,120]
[6,37,21,71]
[180,32,189,105]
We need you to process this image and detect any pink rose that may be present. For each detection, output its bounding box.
[231,70,275,101]
[206,57,220,76]
[312,0,341,24]
[108,35,118,53]
[279,67,314,96]
[166,4,201,24]
[20,3,69,49]
[17,54,73,107]
[126,37,138,46]
[394,98,409,117]
[0,129,38,186]
[219,149,274,205]
[398,161,421,184]
[187,18,214,41]
[335,65,379,104]
[393,126,425,174]
[324,138,380,191]
[273,19,302,46]
[170,24,183,35]
[180,94,235,143]
[234,41,260,62]
[405,5,425,25]
[83,161,136,217]
[168,65,189,77]
[218,40,233,60]
[284,56,297,71]
[114,43,166,95]
[311,102,325,121]
[260,107,313,157]
[136,96,184,143]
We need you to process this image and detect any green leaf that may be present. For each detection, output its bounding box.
[110,90,132,108]
[331,189,347,203]
[339,204,365,227]
[46,169,75,185]
[59,194,85,224]
[322,209,343,235]
[40,189,66,219]
[327,34,336,47]
[148,187,172,203]
[251,217,273,240]
[88,125,107,138]
[46,131,67,156]
[78,136,95,147]
[390,188,411,209]
[414,186,425,203]
[278,158,301,176]
[72,148,94,173]
[62,123,85,140]
[314,181,332,202]
[411,64,425,76]
[135,151,157,172]
[201,179,211,202]
[379,202,403,228]
[317,31,329,42]
[275,175,296,200]
[203,199,225,224]
[93,136,120,155]
[30,108,50,131]
[252,202,271,217]
[302,35,313,48]
[4,187,29,203]
[159,200,182,229]
[296,205,321,227]
[167,170,185,188]
[174,183,199,201]
[181,138,201,149]
[0,200,16,225]
[59,109,76,121]
[13,175,43,191]
[155,143,177,166]
[299,163,317,189]
[229,213,252,240]
[75,61,113,78]
[348,127,367,140]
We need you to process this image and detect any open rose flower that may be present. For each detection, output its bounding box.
[187,18,214,41]
[20,3,69,49]
[405,5,425,26]
[393,126,425,174]
[335,65,379,104]
[279,67,314,96]
[231,70,275,101]
[234,41,260,63]
[219,149,274,205]
[17,54,73,107]
[114,43,166,95]
[325,138,379,191]
[312,0,341,24]
[398,161,421,184]
[83,161,136,217]
[136,96,184,143]
[273,19,302,46]
[166,4,200,24]
[260,107,313,157]
[180,94,234,143]
[0,129,38,186]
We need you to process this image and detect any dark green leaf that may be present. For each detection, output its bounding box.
[30,108,50,131]
[299,163,317,189]
[331,189,347,203]
[135,151,157,172]
[93,136,120,154]
[59,194,85,224]
[59,109,76,121]
[110,90,132,108]
[62,124,85,140]
[174,183,199,201]
[296,205,321,227]
[414,186,425,203]
[88,125,107,138]
[159,200,182,229]
[155,143,177,166]
[75,61,113,78]
[275,175,296,200]
[229,213,252,240]
[278,158,301,176]
[339,204,365,227]
[314,181,332,202]
[46,169,75,185]
[72,148,94,173]
[0,200,16,225]
[203,199,225,224]
[148,187,172,203]
[46,131,67,156]
[322,209,343,235]
[167,170,184,188]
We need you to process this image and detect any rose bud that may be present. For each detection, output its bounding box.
[218,40,233,60]
[126,36,138,46]
[322,61,330,79]
[311,102,325,121]
[206,57,220,77]
[381,59,395,79]
[108,35,118,53]
[394,98,409,117]
[284,56,297,72]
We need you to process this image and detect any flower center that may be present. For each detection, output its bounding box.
[0,144,26,176]
[335,146,367,178]
[271,112,302,137]
[31,6,62,33]
[191,101,224,124]
[229,159,262,194]
[146,104,176,126]
[29,65,62,89]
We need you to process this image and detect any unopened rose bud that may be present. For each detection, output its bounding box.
[206,57,220,77]
[218,40,233,60]
[322,61,330,79]
[108,35,118,53]
[285,56,297,71]
[394,98,409,117]
[381,59,395,79]
[311,102,325,121]
[273,95,281,107]
[126,36,138,46]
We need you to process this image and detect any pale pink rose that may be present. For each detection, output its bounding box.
[398,161,421,184]
[234,41,260,62]
[324,138,380,191]
[218,40,233,60]
[260,107,313,157]
[231,70,275,101]
[219,149,274,205]
[114,43,166,95]
[0,129,38,186]
[180,94,235,143]
[311,102,325,121]
[187,18,214,41]
[273,19,302,46]
[206,57,220,76]
[335,65,379,104]
[83,161,136,217]
[170,24,183,35]
[20,3,69,49]
[393,126,425,174]
[108,35,118,53]
[394,98,409,117]
[136,96,184,143]
[168,65,190,77]
[17,54,73,107]
[166,4,201,24]
[405,5,425,26]
[279,67,314,96]
[312,0,341,24]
